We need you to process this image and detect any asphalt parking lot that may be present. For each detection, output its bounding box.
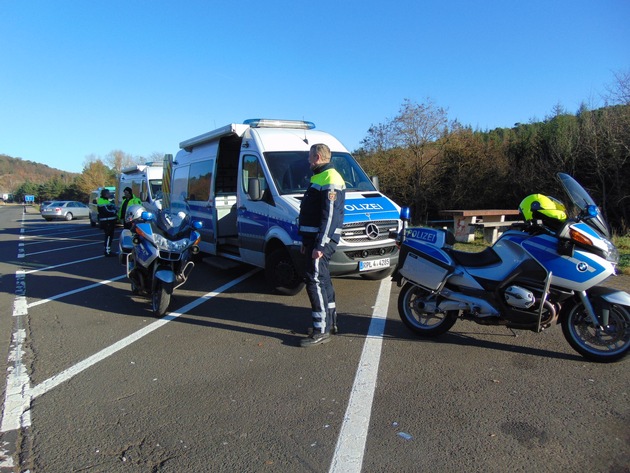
[1,205,628,472]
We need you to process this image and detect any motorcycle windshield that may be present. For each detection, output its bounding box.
[557,173,610,238]
[153,194,192,239]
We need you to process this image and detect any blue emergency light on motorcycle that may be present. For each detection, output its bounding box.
[400,207,411,221]
[586,205,599,218]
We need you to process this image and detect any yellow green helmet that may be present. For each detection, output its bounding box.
[519,194,567,226]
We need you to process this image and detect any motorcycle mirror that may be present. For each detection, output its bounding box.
[400,207,411,222]
[193,221,203,230]
[141,211,154,221]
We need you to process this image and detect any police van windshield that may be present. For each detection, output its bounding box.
[265,151,375,195]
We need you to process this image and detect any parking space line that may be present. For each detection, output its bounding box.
[23,241,102,256]
[21,227,97,238]
[22,255,104,275]
[22,234,101,247]
[27,275,127,308]
[21,224,88,234]
[29,268,259,399]
[329,278,392,473]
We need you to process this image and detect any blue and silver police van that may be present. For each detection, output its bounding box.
[171,119,401,295]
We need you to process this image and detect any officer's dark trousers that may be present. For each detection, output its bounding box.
[102,221,116,254]
[304,240,338,334]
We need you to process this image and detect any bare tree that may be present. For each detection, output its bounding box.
[605,69,630,106]
[361,98,450,221]
[106,150,135,175]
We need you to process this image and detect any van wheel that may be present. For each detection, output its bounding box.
[266,248,305,296]
[360,267,395,280]
[89,215,96,227]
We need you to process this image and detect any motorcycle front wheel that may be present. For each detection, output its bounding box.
[398,282,458,336]
[561,300,630,363]
[152,281,171,317]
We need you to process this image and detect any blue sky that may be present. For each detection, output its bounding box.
[1,0,628,174]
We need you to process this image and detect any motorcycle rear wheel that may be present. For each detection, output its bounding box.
[398,282,458,336]
[152,281,171,317]
[561,300,630,363]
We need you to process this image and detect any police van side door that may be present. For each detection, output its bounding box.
[237,153,270,266]
[174,160,218,254]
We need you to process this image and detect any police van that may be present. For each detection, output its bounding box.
[172,119,401,294]
[116,163,163,214]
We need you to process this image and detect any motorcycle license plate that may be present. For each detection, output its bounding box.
[359,258,390,272]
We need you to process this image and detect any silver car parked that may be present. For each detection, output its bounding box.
[41,201,90,221]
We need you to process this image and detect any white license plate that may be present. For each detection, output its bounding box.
[359,258,390,272]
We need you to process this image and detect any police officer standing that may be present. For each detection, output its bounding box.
[298,143,346,347]
[118,187,142,229]
[97,188,117,256]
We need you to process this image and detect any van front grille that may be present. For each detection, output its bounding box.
[341,220,398,244]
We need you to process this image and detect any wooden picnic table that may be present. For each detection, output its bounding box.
[440,209,521,243]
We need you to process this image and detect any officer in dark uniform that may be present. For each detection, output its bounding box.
[97,188,117,256]
[298,143,346,347]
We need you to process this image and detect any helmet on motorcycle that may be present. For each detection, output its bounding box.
[125,204,146,224]
[519,194,567,229]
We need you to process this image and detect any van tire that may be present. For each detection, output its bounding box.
[360,267,395,280]
[266,248,305,296]
[89,215,96,227]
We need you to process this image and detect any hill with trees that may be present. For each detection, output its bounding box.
[0,154,78,198]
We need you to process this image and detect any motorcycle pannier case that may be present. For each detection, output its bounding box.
[119,229,134,254]
[398,239,454,291]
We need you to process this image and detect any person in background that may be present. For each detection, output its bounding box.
[97,188,117,257]
[118,187,142,229]
[298,143,346,347]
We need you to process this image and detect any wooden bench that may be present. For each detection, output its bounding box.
[440,209,521,244]
[471,220,524,244]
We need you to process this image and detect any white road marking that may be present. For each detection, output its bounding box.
[21,232,99,246]
[329,278,392,473]
[22,255,103,275]
[29,268,259,399]
[26,275,127,308]
[23,241,102,256]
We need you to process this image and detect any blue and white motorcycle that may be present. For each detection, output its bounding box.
[392,173,630,362]
[119,196,202,317]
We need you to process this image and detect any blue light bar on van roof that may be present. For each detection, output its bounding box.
[244,119,315,130]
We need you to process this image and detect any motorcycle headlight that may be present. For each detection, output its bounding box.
[153,234,190,252]
[603,238,620,264]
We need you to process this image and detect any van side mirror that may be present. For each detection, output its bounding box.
[92,199,97,204]
[371,176,380,191]
[247,178,262,201]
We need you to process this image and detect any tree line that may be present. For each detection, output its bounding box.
[356,76,630,234]
[9,150,163,204]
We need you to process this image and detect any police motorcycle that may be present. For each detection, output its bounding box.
[392,173,630,362]
[119,195,202,317]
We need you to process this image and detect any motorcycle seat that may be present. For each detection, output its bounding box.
[448,246,501,268]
